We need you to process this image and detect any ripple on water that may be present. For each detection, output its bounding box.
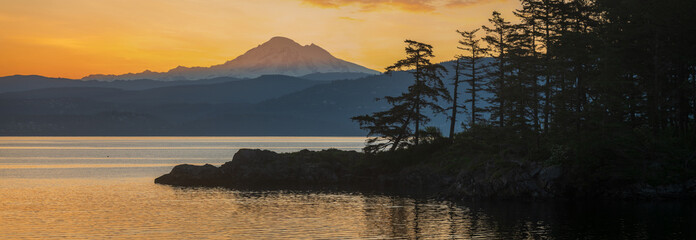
[1,137,693,239]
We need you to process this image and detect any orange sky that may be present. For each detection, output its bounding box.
[0,0,520,79]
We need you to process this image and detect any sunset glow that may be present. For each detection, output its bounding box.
[0,0,519,79]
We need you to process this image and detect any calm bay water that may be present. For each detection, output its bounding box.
[0,137,694,239]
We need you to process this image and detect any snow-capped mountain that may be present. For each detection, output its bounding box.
[82,37,380,81]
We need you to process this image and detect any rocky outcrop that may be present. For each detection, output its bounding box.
[615,179,696,199]
[218,149,356,189]
[156,149,366,190]
[446,163,564,199]
[155,149,696,199]
[445,162,696,200]
[154,164,223,186]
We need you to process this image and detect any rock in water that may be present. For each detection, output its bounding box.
[154,164,223,186]
[155,149,362,189]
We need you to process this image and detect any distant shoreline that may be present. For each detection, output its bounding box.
[0,135,367,137]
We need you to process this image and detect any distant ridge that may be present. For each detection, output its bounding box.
[82,36,380,81]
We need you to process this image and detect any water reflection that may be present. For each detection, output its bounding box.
[358,196,551,239]
[1,137,694,239]
[1,178,694,239]
[153,188,696,239]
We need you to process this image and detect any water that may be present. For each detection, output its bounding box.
[1,137,694,239]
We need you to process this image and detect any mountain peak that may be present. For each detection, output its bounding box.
[265,36,301,46]
[82,36,380,81]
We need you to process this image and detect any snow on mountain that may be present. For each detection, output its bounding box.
[82,37,380,81]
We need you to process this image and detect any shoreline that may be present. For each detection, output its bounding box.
[155,149,696,200]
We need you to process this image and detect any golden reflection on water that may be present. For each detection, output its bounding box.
[5,136,512,239]
[1,137,680,239]
[0,178,505,239]
[0,163,208,169]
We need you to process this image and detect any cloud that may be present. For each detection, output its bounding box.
[301,0,437,12]
[338,16,363,21]
[301,0,502,13]
[446,0,506,8]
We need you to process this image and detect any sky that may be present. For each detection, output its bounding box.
[0,0,520,79]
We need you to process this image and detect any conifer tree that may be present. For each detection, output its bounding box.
[385,40,449,146]
[482,11,514,128]
[352,95,414,153]
[457,28,488,127]
[513,0,543,134]
[353,40,448,151]
[447,57,465,138]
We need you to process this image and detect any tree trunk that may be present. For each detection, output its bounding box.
[449,60,460,138]
[499,33,506,128]
[532,24,540,134]
[543,23,551,133]
[414,54,421,146]
[471,52,477,126]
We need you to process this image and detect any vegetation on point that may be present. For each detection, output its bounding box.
[352,0,696,186]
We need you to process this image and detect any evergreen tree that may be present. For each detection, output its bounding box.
[385,40,449,146]
[352,94,414,153]
[355,0,696,161]
[457,28,488,127]
[353,40,449,152]
[533,0,563,133]
[447,57,466,138]
[482,11,514,128]
[504,24,536,133]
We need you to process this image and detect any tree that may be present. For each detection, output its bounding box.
[352,97,413,153]
[418,126,444,145]
[457,28,489,127]
[385,40,449,146]
[514,0,543,134]
[353,40,449,152]
[447,57,465,138]
[504,23,537,133]
[482,11,514,128]
[530,0,564,133]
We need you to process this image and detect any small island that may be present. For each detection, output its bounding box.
[156,146,696,200]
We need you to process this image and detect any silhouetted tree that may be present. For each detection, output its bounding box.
[482,11,514,128]
[355,0,696,165]
[385,40,449,146]
[418,126,444,144]
[529,0,563,133]
[513,0,543,134]
[447,57,466,138]
[353,40,449,152]
[352,98,413,153]
[457,28,488,127]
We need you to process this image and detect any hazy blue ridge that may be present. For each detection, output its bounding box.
[0,59,495,136]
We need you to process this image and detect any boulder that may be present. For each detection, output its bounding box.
[154,163,223,186]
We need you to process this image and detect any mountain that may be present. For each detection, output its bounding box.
[299,72,376,81]
[1,75,322,105]
[0,60,494,136]
[0,72,373,94]
[82,36,380,81]
[0,75,242,93]
[181,72,414,135]
[0,75,325,134]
